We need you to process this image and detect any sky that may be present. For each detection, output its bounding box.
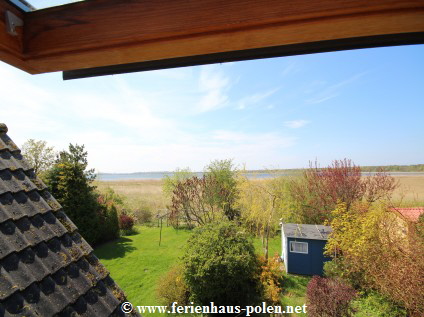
[1,44,424,173]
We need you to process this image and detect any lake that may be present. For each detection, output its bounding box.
[96,171,424,181]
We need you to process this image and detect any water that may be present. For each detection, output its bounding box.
[96,171,424,181]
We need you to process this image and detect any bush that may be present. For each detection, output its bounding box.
[257,254,284,305]
[182,221,261,311]
[285,159,397,224]
[306,276,357,317]
[135,208,153,224]
[323,259,366,290]
[157,264,189,307]
[96,202,120,243]
[352,291,407,317]
[326,203,424,315]
[119,213,135,231]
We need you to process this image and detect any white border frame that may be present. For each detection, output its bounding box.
[290,241,308,254]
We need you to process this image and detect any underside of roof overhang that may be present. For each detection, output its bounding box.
[1,0,424,79]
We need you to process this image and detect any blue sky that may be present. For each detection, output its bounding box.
[1,45,423,172]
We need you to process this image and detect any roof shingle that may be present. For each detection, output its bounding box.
[391,207,424,222]
[0,124,138,317]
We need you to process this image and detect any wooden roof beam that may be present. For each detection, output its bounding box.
[2,0,424,75]
[0,0,37,72]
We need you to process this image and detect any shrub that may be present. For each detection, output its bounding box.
[96,202,120,243]
[157,264,190,307]
[119,213,135,231]
[203,159,240,221]
[257,254,284,305]
[306,276,357,317]
[285,159,397,224]
[135,208,153,224]
[352,291,407,317]
[326,202,424,315]
[182,221,261,310]
[323,259,366,290]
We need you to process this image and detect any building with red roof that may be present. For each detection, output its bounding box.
[391,207,424,223]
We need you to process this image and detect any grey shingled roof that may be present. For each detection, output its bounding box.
[0,124,138,317]
[281,223,332,240]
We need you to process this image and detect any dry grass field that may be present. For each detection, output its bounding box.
[392,175,424,206]
[94,175,424,215]
[94,179,168,212]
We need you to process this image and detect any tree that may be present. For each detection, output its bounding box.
[169,175,229,227]
[21,139,55,176]
[45,144,119,245]
[162,167,194,198]
[182,222,261,312]
[236,176,286,260]
[325,202,424,316]
[285,159,398,224]
[204,159,240,220]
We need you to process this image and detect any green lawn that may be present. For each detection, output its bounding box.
[94,226,192,310]
[94,226,308,316]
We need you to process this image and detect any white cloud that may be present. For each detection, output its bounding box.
[306,72,366,104]
[196,65,230,112]
[0,61,297,172]
[284,120,310,129]
[236,88,279,110]
[281,60,300,78]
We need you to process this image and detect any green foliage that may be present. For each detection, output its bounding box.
[162,167,194,197]
[204,159,240,220]
[100,187,126,206]
[156,264,189,307]
[21,139,55,177]
[352,291,407,317]
[237,177,286,259]
[360,164,424,172]
[99,202,120,242]
[182,221,261,308]
[323,259,366,289]
[45,144,119,246]
[135,208,153,224]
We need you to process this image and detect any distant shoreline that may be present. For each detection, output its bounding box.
[96,171,424,181]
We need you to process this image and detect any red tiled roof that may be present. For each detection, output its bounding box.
[391,207,424,222]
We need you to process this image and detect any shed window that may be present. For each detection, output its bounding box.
[290,241,308,254]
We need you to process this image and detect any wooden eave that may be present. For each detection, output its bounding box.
[1,0,424,77]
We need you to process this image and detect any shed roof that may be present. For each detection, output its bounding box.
[391,207,424,223]
[0,123,138,316]
[281,223,332,240]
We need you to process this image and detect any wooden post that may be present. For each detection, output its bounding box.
[159,217,163,246]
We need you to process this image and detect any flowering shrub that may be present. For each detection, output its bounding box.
[306,276,357,317]
[119,213,135,231]
[257,254,284,305]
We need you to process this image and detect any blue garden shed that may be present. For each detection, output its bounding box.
[281,223,332,276]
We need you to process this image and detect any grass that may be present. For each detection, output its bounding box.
[94,179,169,212]
[94,226,192,312]
[391,175,424,206]
[93,175,423,316]
[95,175,424,214]
[94,226,309,316]
[281,274,310,316]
